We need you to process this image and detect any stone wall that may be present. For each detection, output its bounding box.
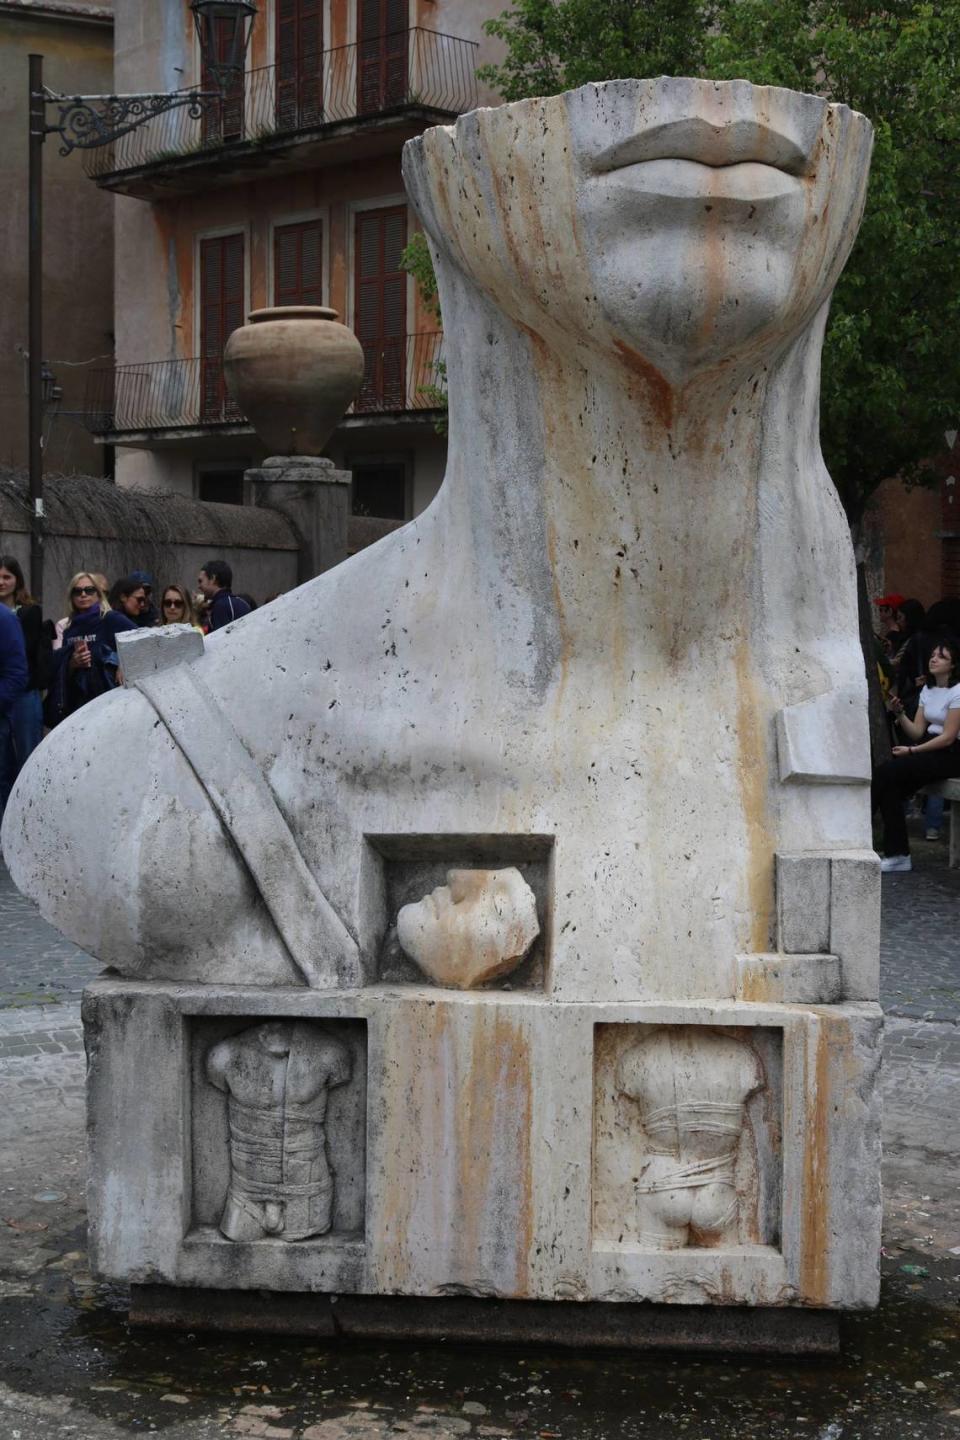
[0,470,299,612]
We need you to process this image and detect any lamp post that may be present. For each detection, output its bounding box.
[26,0,257,602]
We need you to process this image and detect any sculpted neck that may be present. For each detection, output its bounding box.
[432,277,824,674]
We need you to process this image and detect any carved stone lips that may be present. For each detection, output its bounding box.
[591,116,817,178]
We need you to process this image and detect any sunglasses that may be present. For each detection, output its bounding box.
[163,598,185,608]
[72,585,97,597]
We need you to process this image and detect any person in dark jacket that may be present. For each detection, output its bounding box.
[0,556,47,783]
[197,559,251,631]
[0,599,29,812]
[129,570,159,627]
[44,572,137,729]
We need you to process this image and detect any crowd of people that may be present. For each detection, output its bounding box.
[871,592,960,872]
[0,557,258,812]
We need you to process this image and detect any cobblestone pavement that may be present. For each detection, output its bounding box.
[880,829,960,1023]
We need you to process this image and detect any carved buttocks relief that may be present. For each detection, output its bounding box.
[593,1025,782,1251]
[191,1018,366,1244]
[363,834,553,989]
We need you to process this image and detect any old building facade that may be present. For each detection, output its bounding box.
[82,0,504,544]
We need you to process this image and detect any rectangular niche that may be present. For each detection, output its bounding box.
[361,833,554,990]
[188,1016,367,1246]
[593,1023,782,1252]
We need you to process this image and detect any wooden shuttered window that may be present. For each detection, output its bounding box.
[201,17,246,143]
[357,0,408,115]
[275,0,323,131]
[274,219,323,307]
[354,205,406,411]
[200,233,245,421]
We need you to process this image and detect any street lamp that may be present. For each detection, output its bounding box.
[27,0,257,601]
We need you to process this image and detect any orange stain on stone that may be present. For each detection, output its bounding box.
[733,635,772,953]
[800,1022,832,1304]
[613,341,674,430]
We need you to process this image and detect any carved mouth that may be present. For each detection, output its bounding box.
[592,117,816,178]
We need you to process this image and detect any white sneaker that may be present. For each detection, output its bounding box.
[880,855,912,873]
[925,829,940,841]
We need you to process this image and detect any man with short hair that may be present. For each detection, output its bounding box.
[198,559,251,631]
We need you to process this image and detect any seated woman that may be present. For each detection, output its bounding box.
[44,572,138,728]
[873,638,960,872]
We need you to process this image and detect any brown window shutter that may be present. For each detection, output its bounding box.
[354,205,407,410]
[274,219,323,307]
[358,0,408,114]
[276,0,322,130]
[200,232,245,420]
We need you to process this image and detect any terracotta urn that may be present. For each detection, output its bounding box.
[223,306,365,456]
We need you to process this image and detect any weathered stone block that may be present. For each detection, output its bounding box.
[735,954,842,1004]
[117,623,202,681]
[829,851,881,1001]
[776,854,831,955]
[776,688,871,785]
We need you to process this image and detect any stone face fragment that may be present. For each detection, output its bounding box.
[397,867,540,989]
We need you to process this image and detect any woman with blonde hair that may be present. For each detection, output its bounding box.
[158,583,203,631]
[44,571,137,727]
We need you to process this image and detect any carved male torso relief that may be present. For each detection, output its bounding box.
[206,1021,351,1242]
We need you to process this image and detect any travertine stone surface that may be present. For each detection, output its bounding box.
[84,982,881,1310]
[397,867,540,989]
[117,624,203,681]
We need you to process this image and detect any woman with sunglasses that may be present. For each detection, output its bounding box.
[44,572,138,728]
[159,584,203,632]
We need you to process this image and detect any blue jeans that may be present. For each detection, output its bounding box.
[0,689,43,812]
[925,793,945,835]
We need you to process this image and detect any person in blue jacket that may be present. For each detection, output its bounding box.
[0,601,29,812]
[197,559,252,631]
[43,571,137,729]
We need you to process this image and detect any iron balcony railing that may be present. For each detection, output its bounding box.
[83,29,477,180]
[83,333,447,435]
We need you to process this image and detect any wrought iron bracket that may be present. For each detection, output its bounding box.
[38,86,216,155]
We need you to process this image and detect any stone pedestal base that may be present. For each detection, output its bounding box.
[248,454,351,582]
[128,1285,840,1354]
[83,979,882,1332]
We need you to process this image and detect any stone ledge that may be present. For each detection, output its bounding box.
[128,1284,841,1353]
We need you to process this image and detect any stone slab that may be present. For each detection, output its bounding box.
[128,1284,840,1354]
[84,981,882,1311]
[776,686,872,785]
[117,623,203,681]
[735,953,842,1004]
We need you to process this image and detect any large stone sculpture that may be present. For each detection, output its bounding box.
[3,78,882,1345]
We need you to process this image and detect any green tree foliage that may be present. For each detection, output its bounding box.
[453,0,960,523]
[477,0,711,99]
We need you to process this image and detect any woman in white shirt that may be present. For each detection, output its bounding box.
[874,640,960,871]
